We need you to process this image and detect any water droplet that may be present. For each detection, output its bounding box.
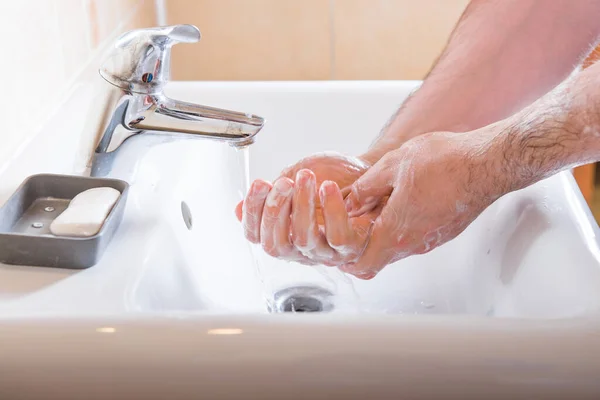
[44,206,55,212]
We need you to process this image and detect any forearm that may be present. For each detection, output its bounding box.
[480,60,600,199]
[363,0,600,164]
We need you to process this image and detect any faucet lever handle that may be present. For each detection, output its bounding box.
[99,24,201,94]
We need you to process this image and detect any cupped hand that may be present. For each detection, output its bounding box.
[339,131,508,278]
[235,152,382,274]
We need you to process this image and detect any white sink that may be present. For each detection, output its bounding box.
[1,81,600,398]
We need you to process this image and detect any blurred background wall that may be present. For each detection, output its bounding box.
[164,0,470,81]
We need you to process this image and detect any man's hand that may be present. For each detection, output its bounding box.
[298,58,600,278]
[231,0,600,279]
[340,131,508,277]
[234,55,600,279]
[235,153,380,271]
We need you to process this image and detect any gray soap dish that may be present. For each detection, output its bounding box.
[0,173,129,269]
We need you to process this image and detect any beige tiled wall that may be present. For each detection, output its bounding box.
[167,0,332,81]
[333,0,469,79]
[0,0,156,165]
[165,0,469,81]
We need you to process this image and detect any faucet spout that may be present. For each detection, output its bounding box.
[91,24,265,177]
[127,93,264,144]
[92,92,265,176]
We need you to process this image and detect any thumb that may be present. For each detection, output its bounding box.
[345,154,395,217]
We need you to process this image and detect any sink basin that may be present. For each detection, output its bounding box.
[1,81,600,398]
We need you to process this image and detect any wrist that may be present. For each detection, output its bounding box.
[479,106,588,196]
[479,63,600,197]
[435,126,515,204]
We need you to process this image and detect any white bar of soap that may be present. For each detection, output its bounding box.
[50,187,121,237]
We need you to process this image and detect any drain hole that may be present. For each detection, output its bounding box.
[282,296,323,313]
[273,286,334,313]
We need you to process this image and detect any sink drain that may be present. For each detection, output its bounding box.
[272,286,334,313]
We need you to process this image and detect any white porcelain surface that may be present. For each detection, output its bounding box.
[1,81,600,398]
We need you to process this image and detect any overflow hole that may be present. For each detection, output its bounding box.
[181,201,193,230]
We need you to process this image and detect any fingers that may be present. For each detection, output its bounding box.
[345,153,396,217]
[269,179,296,257]
[244,170,368,267]
[242,179,272,243]
[319,180,367,259]
[291,170,336,261]
[349,218,397,274]
[290,170,319,251]
[340,191,410,277]
[260,178,294,256]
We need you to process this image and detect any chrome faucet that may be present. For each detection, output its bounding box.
[92,24,264,177]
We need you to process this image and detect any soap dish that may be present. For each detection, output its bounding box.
[0,174,129,269]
